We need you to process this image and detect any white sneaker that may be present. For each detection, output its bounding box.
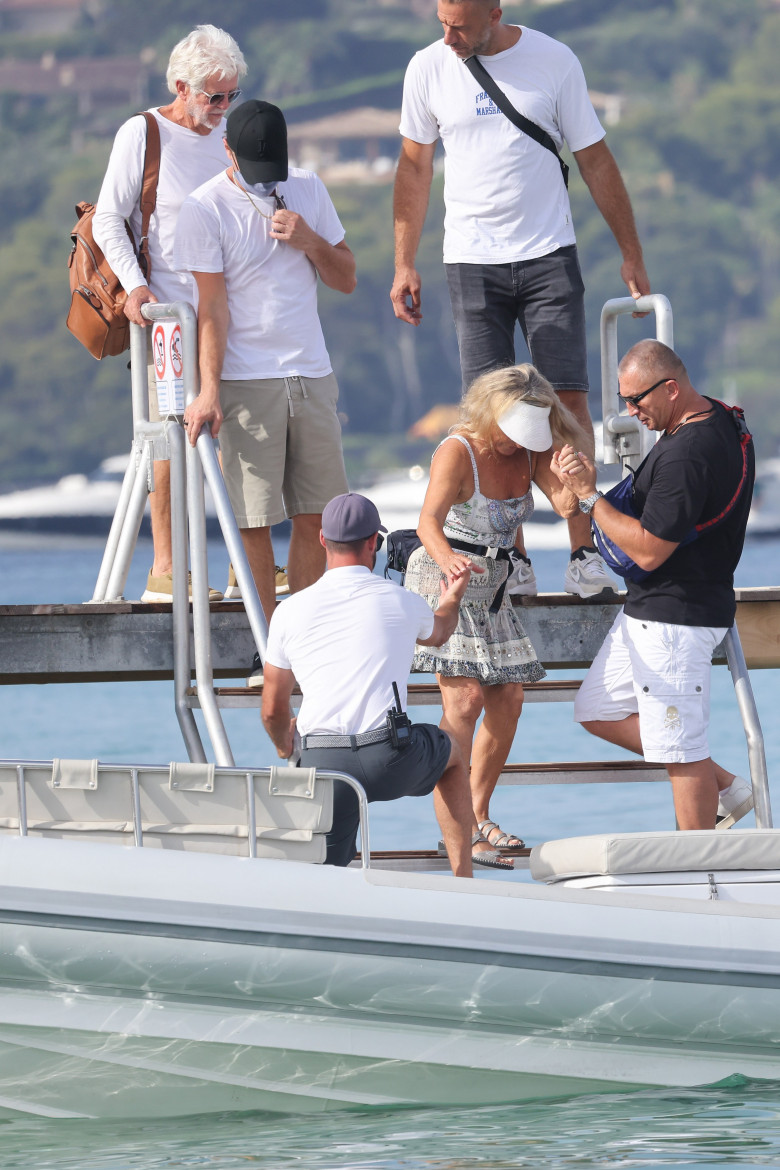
[716,776,754,829]
[564,547,618,598]
[506,548,538,597]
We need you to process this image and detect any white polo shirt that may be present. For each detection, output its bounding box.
[265,566,435,737]
[399,26,605,263]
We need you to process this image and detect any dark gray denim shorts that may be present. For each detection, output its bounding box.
[445,244,588,394]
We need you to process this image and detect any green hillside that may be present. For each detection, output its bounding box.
[1,0,778,486]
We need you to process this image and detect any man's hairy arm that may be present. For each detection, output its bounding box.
[184,270,228,445]
[390,138,436,325]
[573,140,650,307]
[261,663,297,759]
[552,447,678,571]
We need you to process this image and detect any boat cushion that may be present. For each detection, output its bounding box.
[530,830,780,883]
[0,761,334,863]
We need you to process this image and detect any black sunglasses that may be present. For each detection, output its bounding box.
[618,376,674,410]
[375,533,385,551]
[192,86,242,106]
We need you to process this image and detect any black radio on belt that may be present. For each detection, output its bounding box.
[385,681,412,749]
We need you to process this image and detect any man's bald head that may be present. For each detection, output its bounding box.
[618,340,689,389]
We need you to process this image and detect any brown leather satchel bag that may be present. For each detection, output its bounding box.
[66,111,161,359]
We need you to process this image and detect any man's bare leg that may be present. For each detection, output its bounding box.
[287,513,326,593]
[150,459,172,576]
[667,759,719,829]
[433,738,473,878]
[239,526,277,624]
[581,716,738,819]
[581,714,643,754]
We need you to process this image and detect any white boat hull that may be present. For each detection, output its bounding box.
[1,839,779,1117]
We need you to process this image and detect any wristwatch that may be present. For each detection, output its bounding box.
[578,491,603,515]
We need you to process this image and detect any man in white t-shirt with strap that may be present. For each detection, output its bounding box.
[174,101,355,625]
[262,493,474,875]
[93,24,247,602]
[391,1,651,599]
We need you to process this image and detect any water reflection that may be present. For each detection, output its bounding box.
[1,1078,779,1169]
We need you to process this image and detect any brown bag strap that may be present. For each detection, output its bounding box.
[136,110,161,280]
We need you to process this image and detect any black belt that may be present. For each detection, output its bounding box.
[449,539,512,613]
[301,727,391,750]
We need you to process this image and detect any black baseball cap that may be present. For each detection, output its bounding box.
[226,100,288,185]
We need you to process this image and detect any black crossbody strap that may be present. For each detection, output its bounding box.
[463,54,569,189]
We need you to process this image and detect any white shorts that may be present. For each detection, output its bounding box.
[574,611,728,765]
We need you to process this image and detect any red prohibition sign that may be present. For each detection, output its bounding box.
[169,324,183,378]
[153,325,166,378]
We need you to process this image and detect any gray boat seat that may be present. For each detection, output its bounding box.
[0,759,334,862]
[531,829,780,884]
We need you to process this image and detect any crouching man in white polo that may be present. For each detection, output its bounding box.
[261,492,475,874]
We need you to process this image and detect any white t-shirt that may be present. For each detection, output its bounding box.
[173,169,345,380]
[93,108,226,304]
[265,566,435,737]
[399,27,605,264]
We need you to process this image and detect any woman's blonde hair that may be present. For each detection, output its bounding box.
[456,363,588,451]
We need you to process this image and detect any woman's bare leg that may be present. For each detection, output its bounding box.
[438,676,525,856]
[470,682,525,844]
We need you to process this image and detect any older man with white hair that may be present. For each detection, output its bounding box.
[93,24,247,602]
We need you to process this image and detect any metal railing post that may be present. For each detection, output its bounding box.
[90,300,269,767]
[196,432,268,660]
[169,420,206,762]
[136,301,235,765]
[91,324,155,602]
[102,440,152,602]
[185,425,234,766]
[600,293,674,469]
[724,625,773,828]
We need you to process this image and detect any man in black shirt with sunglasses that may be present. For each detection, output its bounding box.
[552,339,755,832]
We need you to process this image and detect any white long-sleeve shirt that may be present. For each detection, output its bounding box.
[92,108,226,305]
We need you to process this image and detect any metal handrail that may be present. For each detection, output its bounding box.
[600,293,674,468]
[724,625,773,828]
[87,303,279,767]
[10,761,370,868]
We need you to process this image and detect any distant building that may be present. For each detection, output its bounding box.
[408,404,461,441]
[0,0,86,35]
[287,89,624,186]
[0,53,152,117]
[288,107,401,185]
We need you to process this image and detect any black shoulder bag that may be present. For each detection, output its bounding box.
[463,54,569,189]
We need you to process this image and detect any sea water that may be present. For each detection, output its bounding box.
[0,535,779,1168]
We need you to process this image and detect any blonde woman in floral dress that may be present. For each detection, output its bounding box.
[405,365,587,868]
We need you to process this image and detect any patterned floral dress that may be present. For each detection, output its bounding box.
[405,434,545,685]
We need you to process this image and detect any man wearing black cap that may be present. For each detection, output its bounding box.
[261,493,476,876]
[174,100,356,621]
